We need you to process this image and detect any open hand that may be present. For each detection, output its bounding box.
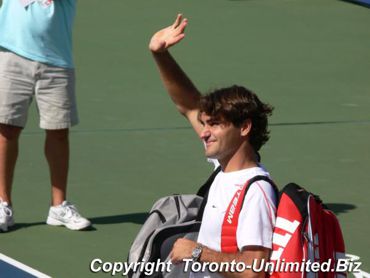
[149,14,188,53]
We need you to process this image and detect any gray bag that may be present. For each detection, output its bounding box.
[127,168,221,278]
[128,195,202,277]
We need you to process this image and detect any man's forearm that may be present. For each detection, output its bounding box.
[152,50,201,117]
[199,246,268,278]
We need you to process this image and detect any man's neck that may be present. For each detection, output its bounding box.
[219,147,259,173]
[220,159,258,173]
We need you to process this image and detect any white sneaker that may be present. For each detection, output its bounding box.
[0,200,14,232]
[46,201,91,231]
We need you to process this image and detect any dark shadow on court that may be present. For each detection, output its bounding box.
[8,213,148,232]
[12,222,44,230]
[11,222,97,231]
[325,203,356,215]
[90,212,148,225]
[338,0,370,8]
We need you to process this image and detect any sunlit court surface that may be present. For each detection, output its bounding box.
[0,0,369,277]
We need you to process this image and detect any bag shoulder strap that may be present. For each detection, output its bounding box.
[195,166,222,221]
[241,175,278,208]
[196,166,222,197]
[221,175,277,253]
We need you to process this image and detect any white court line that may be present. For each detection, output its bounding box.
[0,253,51,278]
[346,254,370,278]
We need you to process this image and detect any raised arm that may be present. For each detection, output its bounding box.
[149,14,203,136]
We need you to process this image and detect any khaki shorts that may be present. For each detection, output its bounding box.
[0,49,79,129]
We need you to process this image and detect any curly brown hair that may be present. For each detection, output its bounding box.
[198,85,274,152]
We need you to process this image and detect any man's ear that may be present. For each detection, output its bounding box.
[240,119,252,137]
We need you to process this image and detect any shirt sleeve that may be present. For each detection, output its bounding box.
[236,180,277,250]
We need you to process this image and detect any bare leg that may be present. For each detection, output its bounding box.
[0,124,22,206]
[45,129,69,206]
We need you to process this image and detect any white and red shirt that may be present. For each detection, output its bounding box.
[192,166,277,278]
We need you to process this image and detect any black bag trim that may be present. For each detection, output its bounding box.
[136,210,169,262]
[279,183,323,221]
[240,175,279,211]
[174,195,181,219]
[149,210,166,224]
[137,229,156,263]
[148,222,202,263]
[195,166,222,221]
[196,166,222,197]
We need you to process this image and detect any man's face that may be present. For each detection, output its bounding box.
[199,112,245,162]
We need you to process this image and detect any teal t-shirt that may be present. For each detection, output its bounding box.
[0,0,76,68]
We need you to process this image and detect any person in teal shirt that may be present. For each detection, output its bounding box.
[0,0,91,232]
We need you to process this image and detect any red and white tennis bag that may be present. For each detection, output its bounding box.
[220,177,346,278]
[270,183,346,278]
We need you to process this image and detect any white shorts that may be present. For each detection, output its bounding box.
[0,49,79,129]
